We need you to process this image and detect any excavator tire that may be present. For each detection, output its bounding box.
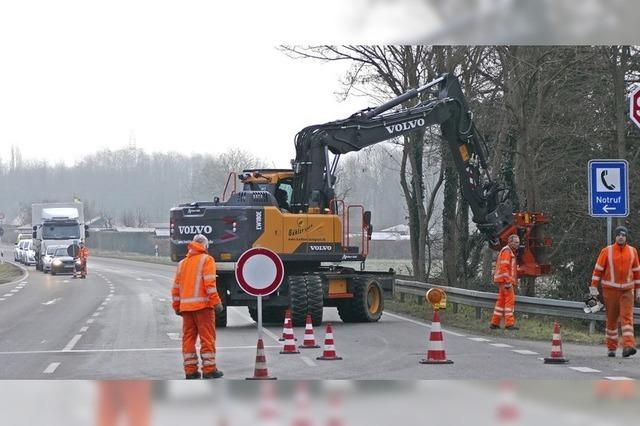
[289,275,308,326]
[337,278,384,323]
[305,274,324,326]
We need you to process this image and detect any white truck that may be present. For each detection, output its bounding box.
[32,202,89,271]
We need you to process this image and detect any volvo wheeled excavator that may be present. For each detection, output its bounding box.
[170,73,551,327]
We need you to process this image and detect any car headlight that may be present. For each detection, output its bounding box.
[52,259,62,266]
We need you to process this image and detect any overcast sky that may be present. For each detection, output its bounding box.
[0,2,374,168]
[2,1,635,168]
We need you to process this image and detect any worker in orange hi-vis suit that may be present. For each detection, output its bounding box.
[590,226,640,358]
[490,234,520,330]
[97,381,151,426]
[78,241,89,276]
[172,234,224,379]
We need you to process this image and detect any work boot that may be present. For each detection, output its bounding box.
[608,350,616,357]
[185,372,201,380]
[202,370,224,379]
[622,347,637,358]
[505,325,519,331]
[489,324,500,330]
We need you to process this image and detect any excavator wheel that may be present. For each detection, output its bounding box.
[305,275,324,326]
[337,278,384,323]
[288,275,308,326]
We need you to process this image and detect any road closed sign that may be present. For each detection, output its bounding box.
[588,159,628,217]
[235,247,284,297]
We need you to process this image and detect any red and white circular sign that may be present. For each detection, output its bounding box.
[631,85,640,130]
[235,247,284,297]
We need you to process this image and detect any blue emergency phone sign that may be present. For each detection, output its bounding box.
[588,159,628,217]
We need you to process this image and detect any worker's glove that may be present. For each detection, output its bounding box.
[174,310,182,317]
[214,303,224,314]
[589,286,599,297]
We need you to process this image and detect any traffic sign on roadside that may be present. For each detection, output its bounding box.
[235,247,284,297]
[631,85,640,130]
[588,159,628,217]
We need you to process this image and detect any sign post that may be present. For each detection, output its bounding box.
[588,159,629,245]
[235,247,284,340]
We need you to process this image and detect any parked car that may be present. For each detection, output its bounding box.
[43,245,67,273]
[50,247,76,275]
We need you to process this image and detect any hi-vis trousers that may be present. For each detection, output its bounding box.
[491,284,516,327]
[182,308,217,374]
[602,287,636,350]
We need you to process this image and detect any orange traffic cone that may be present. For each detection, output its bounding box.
[299,314,320,349]
[326,390,344,426]
[291,382,313,426]
[419,310,453,364]
[543,321,569,364]
[280,315,300,354]
[247,338,277,380]
[496,381,519,424]
[317,323,342,361]
[257,381,279,425]
[280,309,296,341]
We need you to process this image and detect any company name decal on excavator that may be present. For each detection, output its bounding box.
[288,224,313,237]
[385,118,426,135]
[178,225,212,235]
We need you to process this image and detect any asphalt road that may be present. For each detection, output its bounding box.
[0,251,639,380]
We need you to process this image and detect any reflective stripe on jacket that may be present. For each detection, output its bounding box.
[494,245,517,285]
[79,247,89,261]
[172,241,221,312]
[591,244,640,291]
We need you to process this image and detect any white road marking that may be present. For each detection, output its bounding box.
[0,298,5,301]
[300,356,317,367]
[158,298,167,302]
[80,327,89,333]
[512,349,539,355]
[135,278,152,281]
[63,280,69,283]
[605,376,634,381]
[92,312,100,317]
[490,343,513,348]
[383,311,465,336]
[0,345,278,355]
[229,308,281,343]
[41,298,62,305]
[167,333,180,341]
[43,362,61,374]
[3,293,13,297]
[569,367,601,373]
[97,306,104,311]
[10,289,19,293]
[20,281,27,284]
[86,319,94,324]
[62,335,83,352]
[468,337,491,342]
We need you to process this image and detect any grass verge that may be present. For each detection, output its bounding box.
[386,294,603,345]
[0,262,23,285]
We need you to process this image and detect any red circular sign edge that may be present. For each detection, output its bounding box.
[235,247,284,296]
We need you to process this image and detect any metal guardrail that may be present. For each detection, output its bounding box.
[394,279,640,327]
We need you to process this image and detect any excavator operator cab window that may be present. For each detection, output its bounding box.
[275,180,293,213]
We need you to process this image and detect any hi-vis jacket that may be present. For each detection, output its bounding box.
[172,241,221,312]
[494,245,517,285]
[79,246,89,261]
[591,243,640,291]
